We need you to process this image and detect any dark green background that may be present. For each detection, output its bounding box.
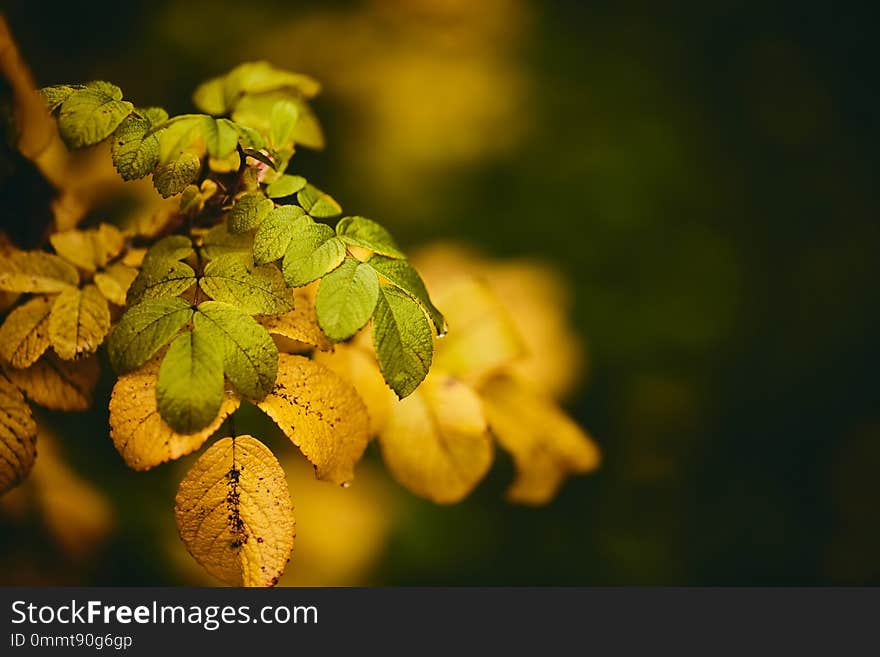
[2,0,878,584]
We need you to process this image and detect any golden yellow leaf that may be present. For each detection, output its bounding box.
[109,357,239,470]
[480,376,600,505]
[429,276,524,383]
[378,371,493,503]
[0,374,37,495]
[48,284,111,360]
[259,289,332,352]
[121,247,147,267]
[93,263,139,306]
[257,354,370,485]
[0,251,79,293]
[484,261,585,400]
[0,295,53,368]
[49,223,124,272]
[175,435,295,587]
[313,343,393,435]
[5,353,100,411]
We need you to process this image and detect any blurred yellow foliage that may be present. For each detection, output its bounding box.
[236,0,533,203]
[318,243,599,505]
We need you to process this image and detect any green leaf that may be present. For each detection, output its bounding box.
[40,85,82,112]
[143,235,194,263]
[228,192,274,234]
[58,82,134,149]
[265,174,306,199]
[336,216,406,259]
[108,297,194,374]
[156,330,225,433]
[223,61,321,101]
[193,301,278,400]
[281,219,346,286]
[201,221,253,261]
[373,285,433,398]
[127,259,196,305]
[0,252,79,293]
[200,255,293,315]
[367,255,446,335]
[297,184,342,218]
[315,257,380,342]
[269,100,298,150]
[111,114,160,181]
[202,117,239,159]
[153,152,201,197]
[253,206,307,265]
[139,107,169,127]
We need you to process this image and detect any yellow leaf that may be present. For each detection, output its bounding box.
[93,263,139,306]
[0,251,79,293]
[5,353,100,411]
[259,289,332,352]
[480,376,600,505]
[48,284,110,360]
[0,374,36,495]
[430,276,524,383]
[378,372,493,503]
[257,354,370,485]
[109,357,239,470]
[49,223,124,272]
[484,261,585,400]
[0,295,53,368]
[313,343,393,435]
[174,435,295,587]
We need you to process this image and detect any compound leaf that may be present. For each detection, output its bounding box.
[193,301,278,400]
[200,255,293,315]
[175,434,295,587]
